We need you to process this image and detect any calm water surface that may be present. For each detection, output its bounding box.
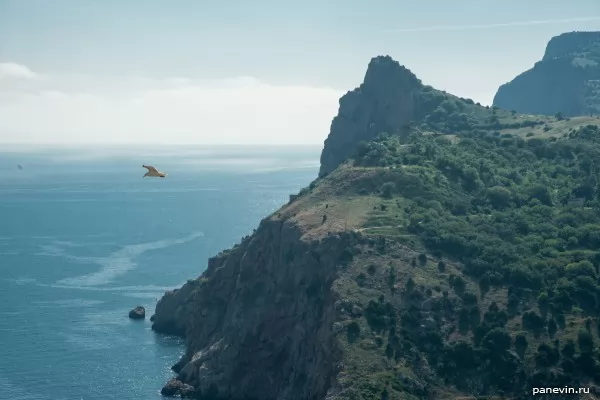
[0,145,319,399]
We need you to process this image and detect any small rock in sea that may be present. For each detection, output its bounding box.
[160,378,183,396]
[128,306,145,320]
[160,378,195,397]
[150,314,155,322]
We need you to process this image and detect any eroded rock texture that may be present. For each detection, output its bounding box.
[152,218,358,399]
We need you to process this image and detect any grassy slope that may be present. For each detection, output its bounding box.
[270,101,600,399]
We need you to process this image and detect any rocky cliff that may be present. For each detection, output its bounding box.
[152,54,600,400]
[493,31,600,117]
[152,209,360,399]
[318,56,424,177]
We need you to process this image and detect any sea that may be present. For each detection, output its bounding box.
[0,144,320,400]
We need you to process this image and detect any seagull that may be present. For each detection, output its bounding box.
[142,165,167,178]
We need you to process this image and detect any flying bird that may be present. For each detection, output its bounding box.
[142,165,167,178]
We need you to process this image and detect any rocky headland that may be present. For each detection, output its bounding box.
[151,50,600,400]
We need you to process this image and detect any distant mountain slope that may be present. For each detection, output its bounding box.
[493,31,600,117]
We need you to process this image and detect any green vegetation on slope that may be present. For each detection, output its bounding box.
[292,116,600,399]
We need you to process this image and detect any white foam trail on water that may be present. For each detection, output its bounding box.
[0,235,55,240]
[42,283,184,292]
[37,232,204,287]
[0,233,111,240]
[7,278,37,285]
[33,280,187,295]
[50,240,83,247]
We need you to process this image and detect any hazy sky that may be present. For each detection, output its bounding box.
[1,0,599,145]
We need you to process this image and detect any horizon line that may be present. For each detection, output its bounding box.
[0,142,325,148]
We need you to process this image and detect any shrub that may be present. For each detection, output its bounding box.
[347,321,360,337]
[437,261,446,272]
[381,182,396,198]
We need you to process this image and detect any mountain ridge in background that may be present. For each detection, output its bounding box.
[493,31,600,117]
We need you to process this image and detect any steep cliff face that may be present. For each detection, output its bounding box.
[543,31,600,62]
[318,56,424,177]
[152,212,360,399]
[493,31,600,117]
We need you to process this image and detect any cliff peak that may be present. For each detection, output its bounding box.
[318,55,424,177]
[363,55,422,89]
[493,31,600,117]
[542,30,600,61]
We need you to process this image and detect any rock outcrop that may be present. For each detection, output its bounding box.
[493,31,600,117]
[161,378,196,398]
[128,305,145,320]
[152,216,359,399]
[318,56,424,177]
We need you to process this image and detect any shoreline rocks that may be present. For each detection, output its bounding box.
[151,219,360,399]
[128,305,145,320]
[160,378,195,398]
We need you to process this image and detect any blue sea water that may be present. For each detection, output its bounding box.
[0,145,320,400]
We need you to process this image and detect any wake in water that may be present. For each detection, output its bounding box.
[34,232,204,287]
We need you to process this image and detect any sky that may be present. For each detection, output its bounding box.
[0,0,599,145]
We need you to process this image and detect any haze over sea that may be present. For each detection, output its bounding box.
[0,145,319,400]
